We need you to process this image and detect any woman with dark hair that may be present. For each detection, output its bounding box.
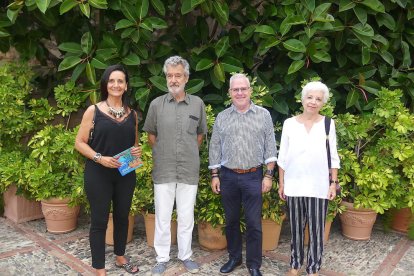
[75,65,141,275]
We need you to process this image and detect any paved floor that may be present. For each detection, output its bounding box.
[0,213,413,276]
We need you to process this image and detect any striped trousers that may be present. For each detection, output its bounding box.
[287,196,328,274]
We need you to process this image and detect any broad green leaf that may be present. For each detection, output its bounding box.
[150,0,165,16]
[305,27,316,38]
[240,25,256,42]
[336,76,351,84]
[262,37,281,49]
[86,62,96,85]
[280,18,292,36]
[380,50,394,66]
[154,44,171,58]
[140,20,153,31]
[346,89,360,108]
[59,0,78,15]
[302,0,315,12]
[285,15,307,26]
[147,63,162,75]
[353,32,372,47]
[121,3,138,21]
[288,51,304,61]
[146,17,167,29]
[313,3,331,19]
[196,59,214,71]
[255,25,275,35]
[339,0,355,12]
[0,30,9,37]
[212,1,229,26]
[222,56,243,72]
[215,36,229,58]
[121,28,135,39]
[272,99,289,114]
[360,0,385,13]
[287,60,305,74]
[353,6,367,24]
[137,0,149,20]
[130,76,146,87]
[122,53,140,65]
[362,46,370,65]
[91,57,108,69]
[70,63,86,82]
[58,56,82,71]
[376,13,396,31]
[408,9,414,20]
[79,2,90,18]
[58,42,82,54]
[81,32,93,54]
[7,9,19,24]
[191,45,209,55]
[283,39,306,53]
[36,0,50,14]
[89,0,108,9]
[352,23,374,36]
[313,14,334,23]
[149,76,168,92]
[203,94,224,104]
[181,0,203,14]
[115,19,135,30]
[186,79,205,94]
[372,34,388,46]
[135,87,150,111]
[401,41,411,67]
[312,51,331,62]
[213,63,225,82]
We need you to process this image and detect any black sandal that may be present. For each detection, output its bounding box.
[115,261,139,274]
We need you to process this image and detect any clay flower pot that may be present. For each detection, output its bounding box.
[262,214,286,251]
[197,221,227,251]
[143,212,177,247]
[339,201,377,240]
[41,198,80,234]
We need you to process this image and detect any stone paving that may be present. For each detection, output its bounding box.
[0,213,413,276]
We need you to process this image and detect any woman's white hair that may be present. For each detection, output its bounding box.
[301,81,330,103]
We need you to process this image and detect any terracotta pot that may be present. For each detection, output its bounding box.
[339,201,377,240]
[304,216,335,245]
[262,214,286,251]
[197,221,227,251]
[391,208,413,233]
[41,198,80,234]
[105,213,135,245]
[3,184,43,223]
[143,213,177,247]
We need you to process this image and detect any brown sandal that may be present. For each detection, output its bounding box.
[115,261,139,274]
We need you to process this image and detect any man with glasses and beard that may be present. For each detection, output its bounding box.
[143,56,207,276]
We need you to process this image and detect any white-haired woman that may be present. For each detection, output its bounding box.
[277,81,340,276]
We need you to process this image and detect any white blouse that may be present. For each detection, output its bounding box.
[277,116,340,199]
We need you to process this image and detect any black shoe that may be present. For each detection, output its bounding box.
[220,258,242,274]
[248,268,262,276]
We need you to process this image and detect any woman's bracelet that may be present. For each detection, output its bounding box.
[330,179,339,184]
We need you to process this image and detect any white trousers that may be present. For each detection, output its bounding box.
[154,182,198,262]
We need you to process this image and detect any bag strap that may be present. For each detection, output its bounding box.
[88,105,98,143]
[133,110,139,147]
[325,116,332,178]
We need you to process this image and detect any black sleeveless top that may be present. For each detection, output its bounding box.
[89,106,136,157]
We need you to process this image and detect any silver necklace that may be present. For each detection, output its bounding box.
[106,100,126,119]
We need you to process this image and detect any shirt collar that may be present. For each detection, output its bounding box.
[167,93,190,104]
[230,101,257,114]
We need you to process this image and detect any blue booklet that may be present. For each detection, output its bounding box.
[113,146,143,176]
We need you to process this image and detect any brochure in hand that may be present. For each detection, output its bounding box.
[113,146,143,176]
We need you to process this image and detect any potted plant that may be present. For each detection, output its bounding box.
[24,125,84,233]
[261,179,286,251]
[336,87,414,240]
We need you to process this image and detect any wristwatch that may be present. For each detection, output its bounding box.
[264,169,274,177]
[93,152,102,163]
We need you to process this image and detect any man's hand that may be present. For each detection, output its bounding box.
[262,177,272,193]
[211,178,221,194]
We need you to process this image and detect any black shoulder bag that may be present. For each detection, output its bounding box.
[325,116,341,195]
[88,105,98,145]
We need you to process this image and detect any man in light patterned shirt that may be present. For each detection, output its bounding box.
[209,73,277,276]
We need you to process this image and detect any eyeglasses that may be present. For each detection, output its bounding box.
[230,87,250,93]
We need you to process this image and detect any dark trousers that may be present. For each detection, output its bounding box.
[84,161,136,269]
[220,166,263,269]
[287,196,328,274]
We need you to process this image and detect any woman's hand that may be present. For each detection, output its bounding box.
[262,177,272,193]
[99,156,122,168]
[130,146,142,158]
[327,184,336,200]
[278,183,286,201]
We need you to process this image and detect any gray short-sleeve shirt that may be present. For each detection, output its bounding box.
[143,93,207,185]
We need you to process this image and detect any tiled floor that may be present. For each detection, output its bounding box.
[0,213,413,276]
